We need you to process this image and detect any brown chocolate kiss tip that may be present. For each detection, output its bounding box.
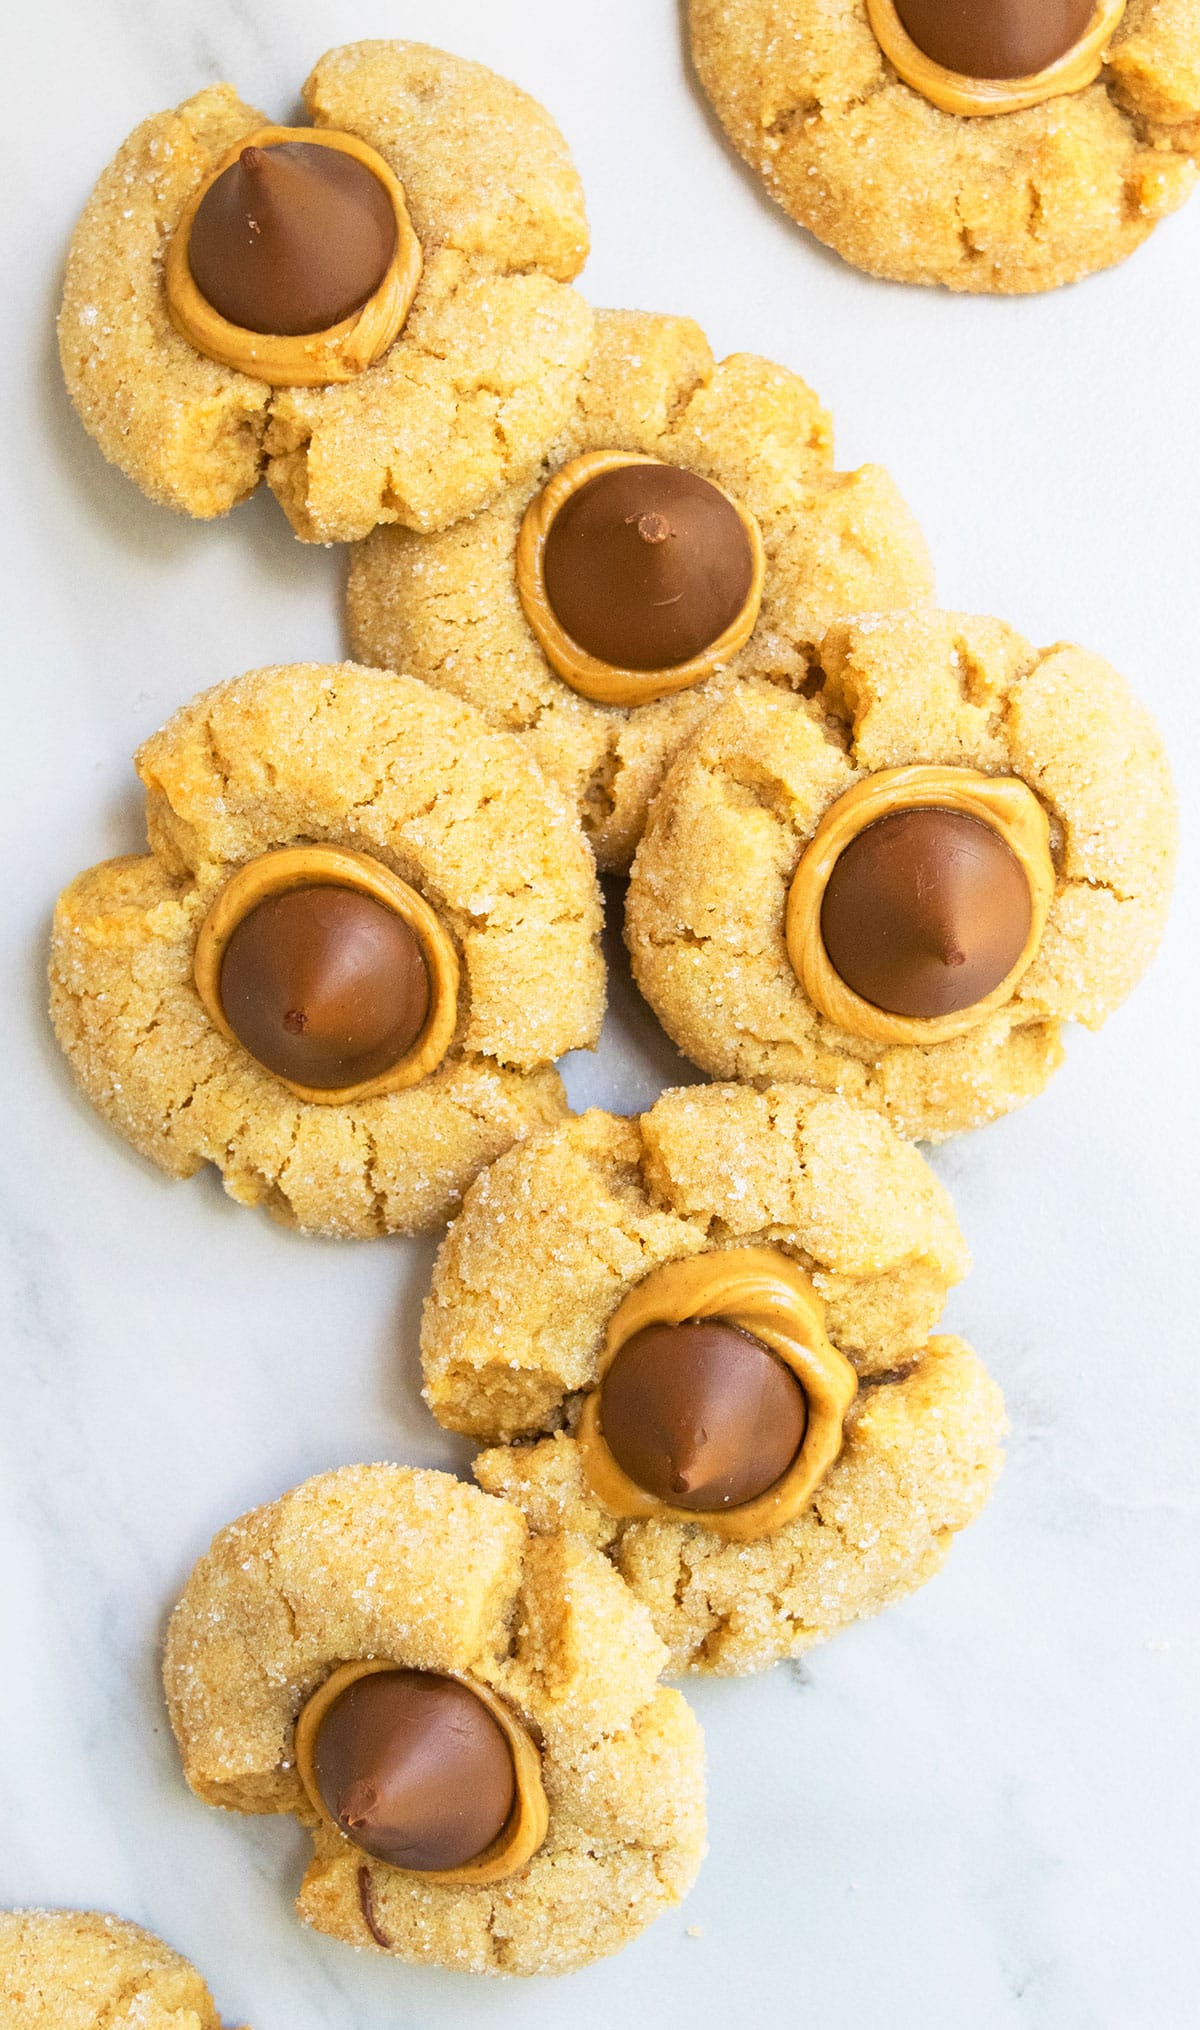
[542,464,755,672]
[312,1671,517,1872]
[819,806,1033,1021]
[599,1319,808,1511]
[893,0,1097,79]
[218,884,430,1089]
[187,138,398,337]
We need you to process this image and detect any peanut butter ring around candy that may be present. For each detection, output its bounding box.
[866,0,1126,117]
[785,765,1055,1047]
[294,1658,549,1886]
[193,843,460,1105]
[577,1247,858,1545]
[165,125,422,386]
[515,451,765,708]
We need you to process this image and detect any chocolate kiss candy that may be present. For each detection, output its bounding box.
[820,806,1033,1019]
[218,884,430,1088]
[313,1671,517,1871]
[599,1319,808,1510]
[893,0,1096,79]
[188,140,397,336]
[542,464,755,671]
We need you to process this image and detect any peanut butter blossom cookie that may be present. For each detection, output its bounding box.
[421,1082,1006,1676]
[58,41,593,539]
[49,662,604,1237]
[0,1910,244,2029]
[165,1466,706,1976]
[687,0,1200,291]
[347,308,932,871]
[625,609,1176,1139]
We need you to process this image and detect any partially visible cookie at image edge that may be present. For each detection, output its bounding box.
[0,1910,245,2029]
[688,0,1200,292]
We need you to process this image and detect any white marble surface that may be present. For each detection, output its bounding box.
[2,2,1198,2024]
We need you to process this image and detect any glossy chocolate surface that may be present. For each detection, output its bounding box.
[541,463,755,671]
[313,1670,516,1872]
[819,806,1033,1019]
[188,140,397,336]
[599,1318,808,1511]
[893,0,1096,79]
[218,883,429,1088]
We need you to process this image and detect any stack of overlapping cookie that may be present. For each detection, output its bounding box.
[7,25,1178,2022]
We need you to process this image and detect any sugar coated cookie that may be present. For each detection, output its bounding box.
[58,42,593,539]
[0,1910,244,2029]
[347,307,932,871]
[49,663,605,1237]
[420,1082,1005,1676]
[625,610,1175,1140]
[164,1466,706,1976]
[688,0,1200,291]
